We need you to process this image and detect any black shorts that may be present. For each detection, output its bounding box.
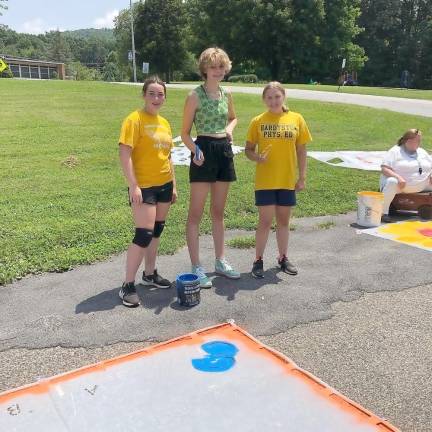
[189,136,237,183]
[128,181,173,205]
[255,189,296,206]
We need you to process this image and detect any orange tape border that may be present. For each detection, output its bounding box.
[0,322,399,431]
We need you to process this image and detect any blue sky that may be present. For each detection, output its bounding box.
[1,1,131,34]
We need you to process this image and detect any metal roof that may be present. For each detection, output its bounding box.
[0,54,64,66]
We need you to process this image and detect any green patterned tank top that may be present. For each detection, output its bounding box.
[194,85,229,135]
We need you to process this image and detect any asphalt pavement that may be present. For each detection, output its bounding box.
[1,213,432,431]
[3,85,432,430]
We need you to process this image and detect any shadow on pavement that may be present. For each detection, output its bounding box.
[212,270,284,301]
[75,284,176,315]
[75,287,121,314]
[140,284,177,315]
[75,271,285,314]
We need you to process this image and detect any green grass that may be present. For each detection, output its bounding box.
[315,221,336,230]
[226,236,255,249]
[177,81,432,101]
[1,79,432,284]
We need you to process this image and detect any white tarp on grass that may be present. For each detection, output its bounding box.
[171,136,243,166]
[308,151,387,171]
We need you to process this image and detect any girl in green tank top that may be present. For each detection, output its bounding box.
[181,47,240,287]
[193,84,229,135]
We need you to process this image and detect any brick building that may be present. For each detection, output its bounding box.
[1,55,65,79]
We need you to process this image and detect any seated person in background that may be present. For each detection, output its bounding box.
[380,128,432,222]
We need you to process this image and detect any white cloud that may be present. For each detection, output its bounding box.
[93,9,119,29]
[21,18,45,35]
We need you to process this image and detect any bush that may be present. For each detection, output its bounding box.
[67,62,101,81]
[102,62,122,82]
[228,74,258,83]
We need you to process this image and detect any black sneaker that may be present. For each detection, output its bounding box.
[251,258,264,278]
[142,269,172,289]
[381,214,392,223]
[119,282,140,307]
[278,255,298,275]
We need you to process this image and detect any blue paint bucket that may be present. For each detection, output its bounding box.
[176,273,200,307]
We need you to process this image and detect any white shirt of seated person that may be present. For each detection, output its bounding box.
[381,136,432,187]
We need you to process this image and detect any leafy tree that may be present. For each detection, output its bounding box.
[417,19,432,88]
[186,0,365,82]
[47,30,72,63]
[113,4,141,81]
[358,0,432,88]
[357,0,402,86]
[134,0,188,82]
[318,0,366,80]
[102,51,123,81]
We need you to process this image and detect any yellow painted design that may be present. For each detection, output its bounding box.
[0,59,8,73]
[378,220,432,250]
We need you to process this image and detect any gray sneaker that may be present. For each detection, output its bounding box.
[142,269,172,289]
[251,258,264,278]
[278,255,298,275]
[192,265,212,288]
[119,282,140,307]
[215,258,240,279]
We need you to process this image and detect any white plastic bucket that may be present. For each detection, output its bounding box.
[357,191,384,227]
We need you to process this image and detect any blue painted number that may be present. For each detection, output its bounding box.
[192,341,238,372]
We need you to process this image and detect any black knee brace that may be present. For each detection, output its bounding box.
[153,220,165,238]
[133,228,153,248]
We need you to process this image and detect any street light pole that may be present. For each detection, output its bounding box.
[130,0,137,83]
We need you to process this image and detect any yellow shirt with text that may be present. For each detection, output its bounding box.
[119,110,173,188]
[246,111,312,190]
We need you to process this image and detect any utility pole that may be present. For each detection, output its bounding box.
[130,0,137,83]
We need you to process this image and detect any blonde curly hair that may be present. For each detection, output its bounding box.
[198,47,232,79]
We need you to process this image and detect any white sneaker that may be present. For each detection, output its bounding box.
[215,258,241,279]
[192,265,212,289]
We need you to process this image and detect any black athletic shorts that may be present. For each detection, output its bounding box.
[255,189,296,206]
[189,136,237,183]
[128,181,173,205]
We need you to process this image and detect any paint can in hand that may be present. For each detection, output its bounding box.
[176,273,200,307]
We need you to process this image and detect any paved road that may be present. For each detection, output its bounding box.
[165,83,432,117]
[1,213,432,430]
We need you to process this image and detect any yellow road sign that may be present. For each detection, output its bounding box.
[0,58,8,73]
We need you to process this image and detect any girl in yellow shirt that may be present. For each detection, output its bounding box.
[245,82,312,278]
[118,76,177,307]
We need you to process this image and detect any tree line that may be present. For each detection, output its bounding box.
[1,0,432,88]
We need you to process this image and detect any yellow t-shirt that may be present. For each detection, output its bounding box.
[246,111,312,190]
[119,110,173,188]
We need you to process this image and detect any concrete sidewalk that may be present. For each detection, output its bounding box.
[169,83,432,117]
[114,81,432,117]
[1,212,432,431]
